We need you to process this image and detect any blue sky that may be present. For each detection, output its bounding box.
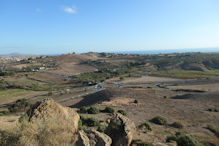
[0,0,219,54]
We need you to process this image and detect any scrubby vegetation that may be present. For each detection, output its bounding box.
[103,106,115,114]
[117,109,127,116]
[79,106,87,113]
[207,108,218,112]
[8,98,29,113]
[206,125,219,138]
[151,116,168,125]
[0,117,76,146]
[151,70,219,79]
[87,106,100,114]
[1,52,219,145]
[134,99,138,104]
[138,122,152,133]
[97,123,108,133]
[0,110,10,116]
[0,71,15,76]
[170,121,184,129]
[166,132,200,146]
[79,116,100,127]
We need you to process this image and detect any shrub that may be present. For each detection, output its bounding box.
[87,106,100,114]
[134,99,138,104]
[151,116,168,125]
[144,122,152,131]
[97,123,108,133]
[117,109,127,116]
[207,108,213,112]
[207,108,218,112]
[79,106,87,113]
[138,122,152,133]
[0,110,10,116]
[206,125,219,138]
[171,121,184,129]
[119,77,124,80]
[78,119,87,130]
[166,132,200,146]
[166,135,177,142]
[80,116,100,127]
[48,91,53,96]
[8,99,29,113]
[177,134,200,146]
[103,106,115,114]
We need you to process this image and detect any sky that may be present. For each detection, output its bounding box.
[0,0,219,54]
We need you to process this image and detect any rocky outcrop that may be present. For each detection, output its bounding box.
[76,130,112,146]
[26,98,80,134]
[106,113,136,146]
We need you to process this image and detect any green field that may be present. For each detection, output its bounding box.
[151,70,219,79]
[0,89,45,104]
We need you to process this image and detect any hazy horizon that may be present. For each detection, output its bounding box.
[0,47,219,56]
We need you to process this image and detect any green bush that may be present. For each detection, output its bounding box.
[119,77,124,80]
[103,106,115,114]
[87,106,100,114]
[78,119,87,130]
[79,106,87,113]
[8,98,29,113]
[144,122,152,131]
[166,132,200,146]
[171,121,184,129]
[151,116,168,125]
[138,122,152,133]
[117,109,127,116]
[134,99,138,104]
[0,110,10,116]
[177,135,200,146]
[166,135,177,142]
[80,116,100,127]
[97,123,108,133]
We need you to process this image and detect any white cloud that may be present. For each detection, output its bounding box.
[64,6,76,14]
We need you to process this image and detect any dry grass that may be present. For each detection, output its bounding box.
[101,97,137,106]
[0,116,77,146]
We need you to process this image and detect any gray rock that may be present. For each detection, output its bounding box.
[76,130,112,146]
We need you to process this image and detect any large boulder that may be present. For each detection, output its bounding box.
[26,98,79,134]
[76,130,112,146]
[106,113,136,146]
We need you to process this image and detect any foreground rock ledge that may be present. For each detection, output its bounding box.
[106,113,136,146]
[26,98,80,134]
[76,130,112,146]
